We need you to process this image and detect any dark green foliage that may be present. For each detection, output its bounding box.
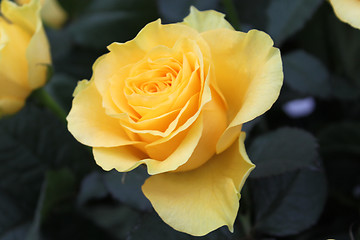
[266,0,323,45]
[0,106,89,239]
[249,127,318,178]
[157,0,220,23]
[251,168,327,236]
[283,50,331,98]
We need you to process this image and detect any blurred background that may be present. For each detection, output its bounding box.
[1,0,360,239]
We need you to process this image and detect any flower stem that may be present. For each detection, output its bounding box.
[222,0,241,30]
[33,88,67,123]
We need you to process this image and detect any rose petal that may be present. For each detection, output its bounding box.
[26,13,51,89]
[124,39,203,117]
[95,21,211,123]
[142,133,255,236]
[93,53,120,97]
[93,114,203,174]
[106,64,141,119]
[99,18,201,93]
[120,52,212,143]
[175,90,227,171]
[123,93,199,143]
[1,0,37,32]
[182,6,234,33]
[40,0,68,29]
[133,19,200,52]
[67,80,137,147]
[0,77,30,115]
[2,0,52,90]
[201,29,283,153]
[329,0,360,29]
[93,144,147,172]
[144,128,188,161]
[0,98,25,116]
[140,77,211,157]
[0,78,29,99]
[0,23,31,97]
[0,19,31,88]
[122,109,180,133]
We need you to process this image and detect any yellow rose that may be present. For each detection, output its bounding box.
[329,0,360,29]
[16,0,67,29]
[0,0,51,116]
[67,7,283,236]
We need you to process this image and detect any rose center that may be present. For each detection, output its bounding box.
[140,74,173,93]
[125,57,181,96]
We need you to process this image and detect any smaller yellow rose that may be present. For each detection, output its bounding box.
[329,0,360,29]
[16,0,67,29]
[0,0,51,116]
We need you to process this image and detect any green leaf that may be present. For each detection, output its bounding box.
[32,88,67,123]
[0,224,32,240]
[128,212,237,240]
[77,171,150,239]
[46,29,72,62]
[318,122,360,196]
[40,169,76,220]
[283,50,331,98]
[251,168,327,236]
[266,0,322,45]
[51,47,98,80]
[242,116,262,137]
[0,107,54,237]
[81,204,140,240]
[319,122,360,156]
[103,168,151,211]
[45,73,78,112]
[127,213,190,240]
[233,0,269,30]
[249,127,318,178]
[58,0,92,18]
[0,105,89,238]
[84,0,158,13]
[67,11,141,49]
[327,12,360,88]
[157,0,219,23]
[66,0,158,50]
[78,169,151,211]
[26,169,76,240]
[77,171,108,206]
[329,75,360,100]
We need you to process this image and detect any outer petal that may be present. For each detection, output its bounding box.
[1,0,37,32]
[2,0,51,89]
[0,19,30,88]
[0,77,29,116]
[94,46,144,97]
[175,90,227,171]
[92,145,147,172]
[329,0,360,29]
[41,0,68,29]
[182,6,234,33]
[67,80,137,147]
[0,98,25,116]
[132,19,201,52]
[201,29,283,153]
[142,133,255,236]
[93,115,204,175]
[16,0,67,29]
